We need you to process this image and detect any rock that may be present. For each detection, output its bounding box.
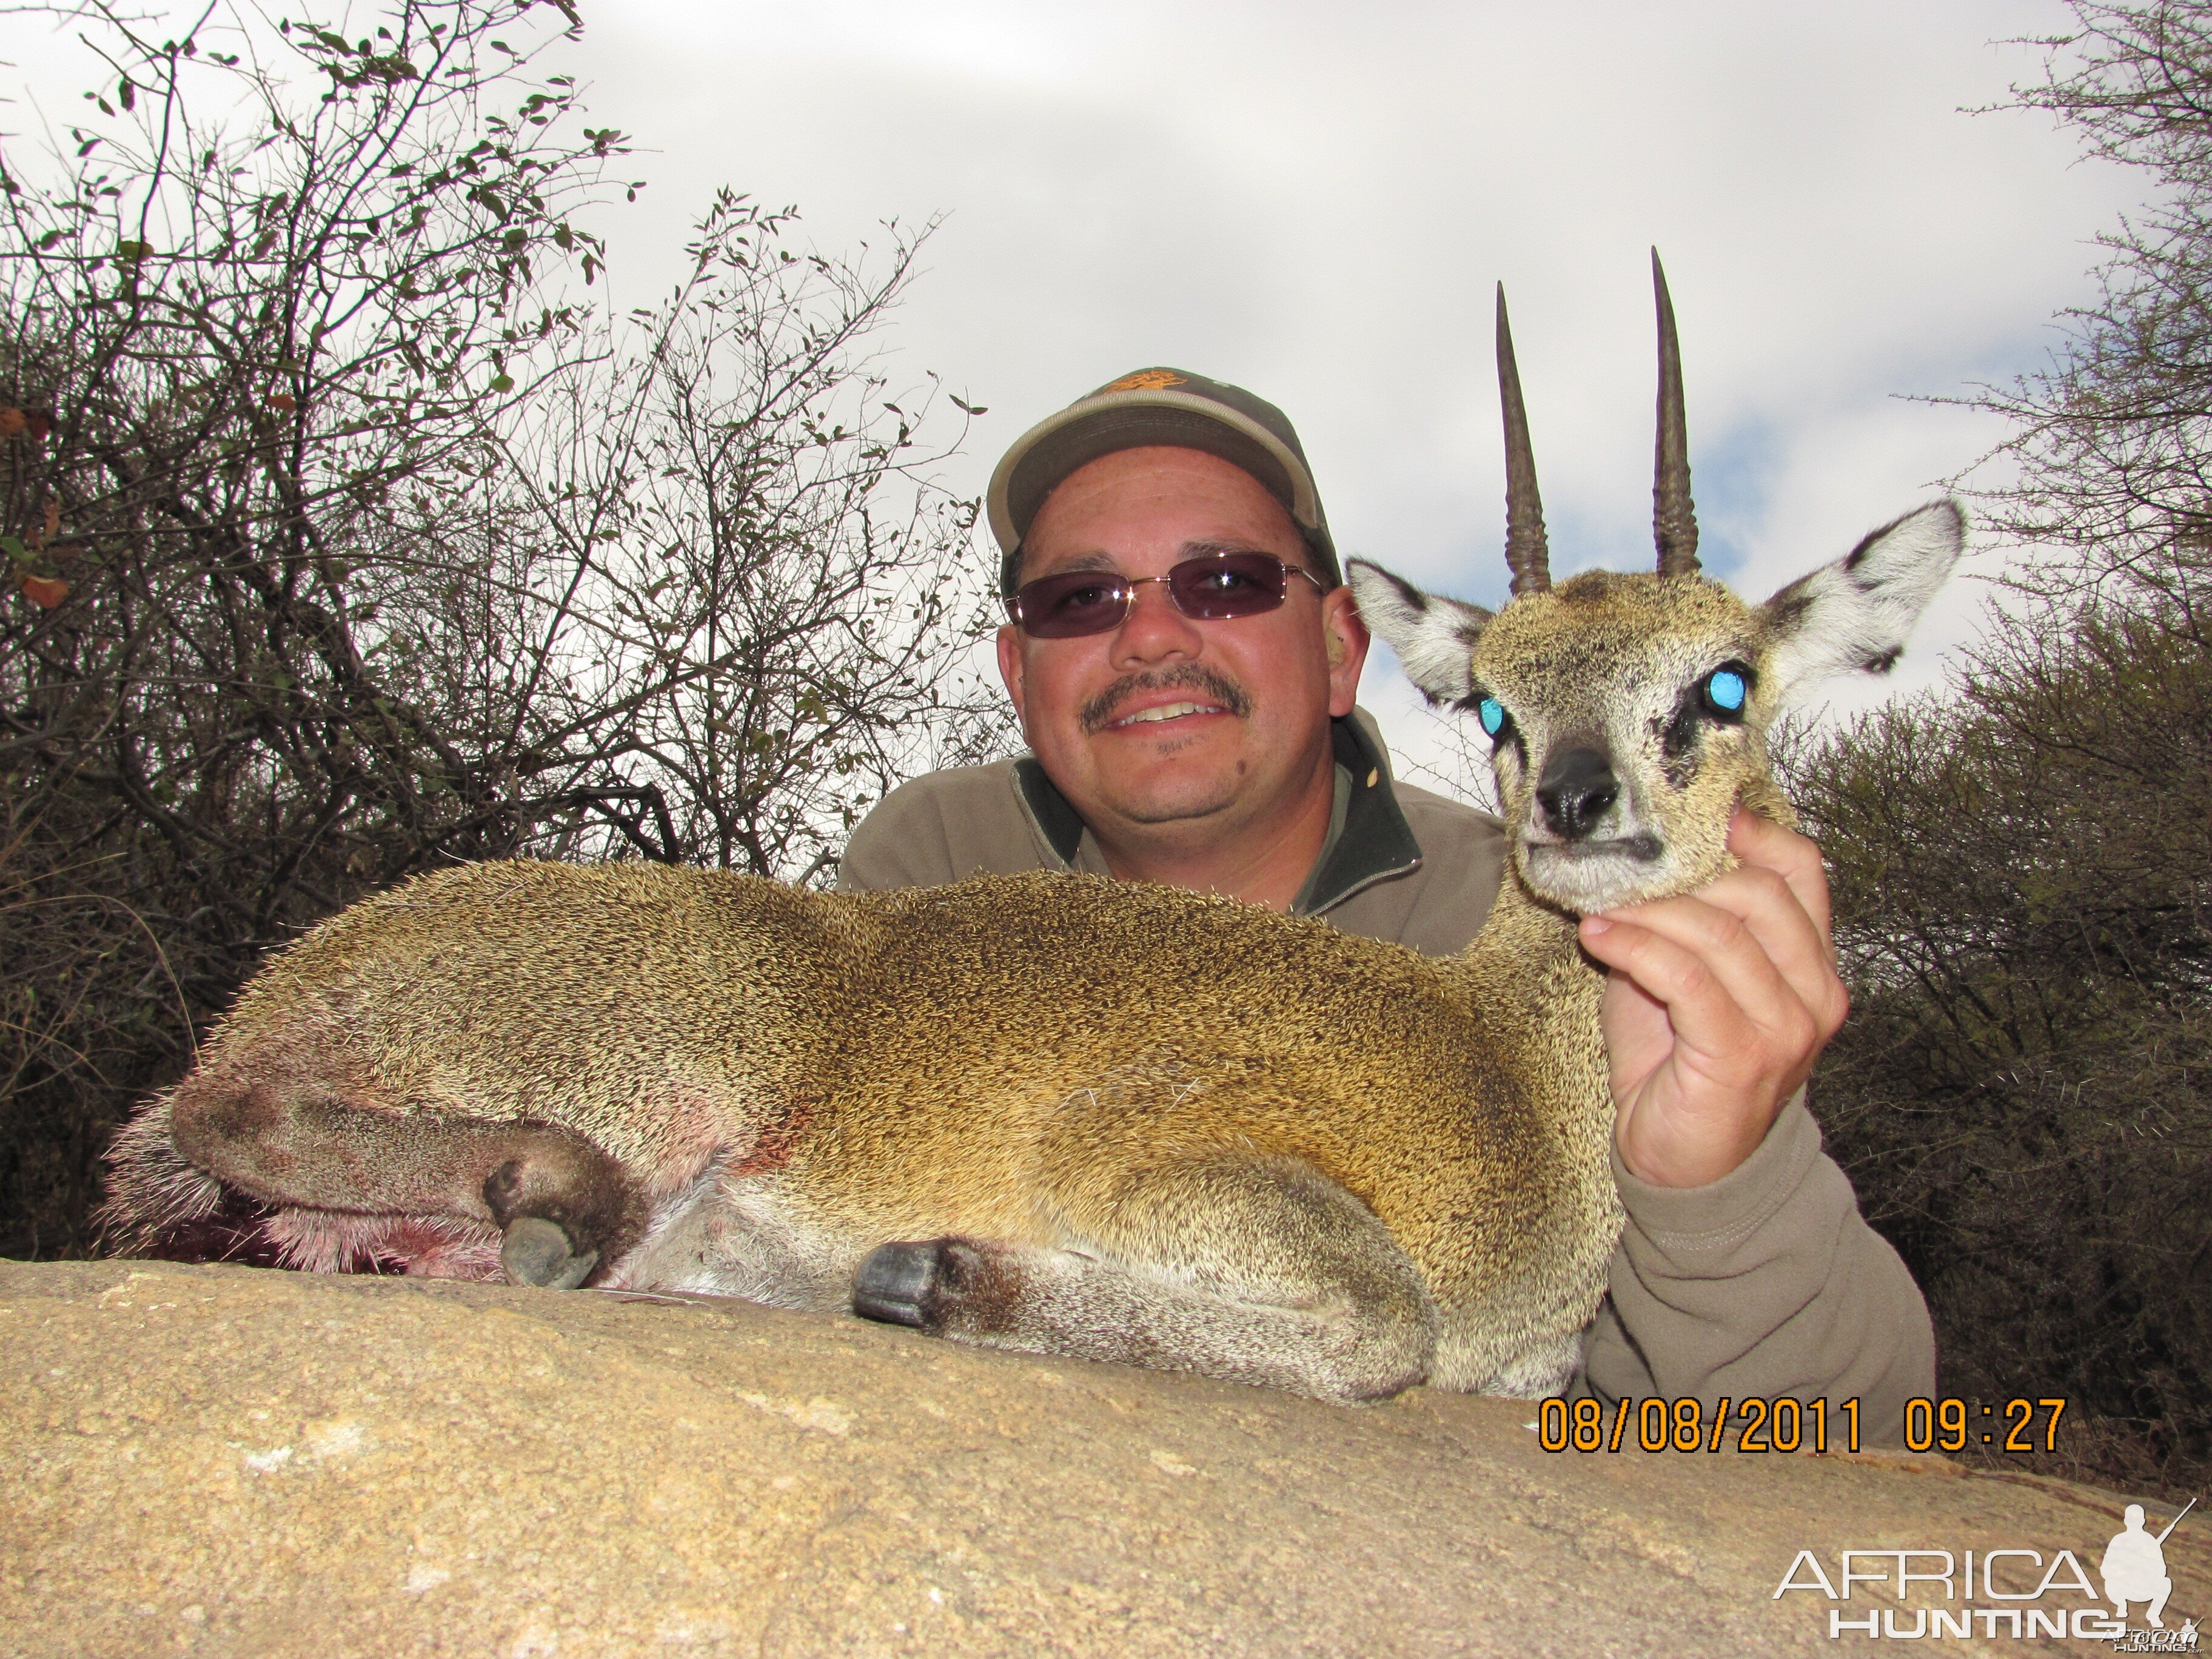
[1,1259,2199,1657]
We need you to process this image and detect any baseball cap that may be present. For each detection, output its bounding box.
[985,366,1342,595]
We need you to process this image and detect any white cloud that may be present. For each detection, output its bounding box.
[555,1,2136,779]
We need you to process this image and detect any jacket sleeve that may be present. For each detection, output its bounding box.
[834,783,962,893]
[1571,1092,1936,1447]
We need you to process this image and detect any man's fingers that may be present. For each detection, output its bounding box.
[1581,811,1852,1189]
[1727,809,1834,941]
[1589,891,1825,1051]
[1596,811,1848,1042]
[1577,914,1765,1078]
[1637,865,1848,1039]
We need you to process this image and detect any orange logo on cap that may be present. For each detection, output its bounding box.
[1103,369,1185,393]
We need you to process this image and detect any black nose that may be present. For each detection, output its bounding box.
[1536,746,1619,840]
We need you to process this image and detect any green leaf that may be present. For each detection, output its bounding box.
[489,373,514,393]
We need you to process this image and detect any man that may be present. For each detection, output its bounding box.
[839,367,1934,1435]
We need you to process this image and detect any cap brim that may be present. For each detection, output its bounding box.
[987,389,1326,555]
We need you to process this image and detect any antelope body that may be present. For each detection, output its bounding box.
[102,260,1962,1401]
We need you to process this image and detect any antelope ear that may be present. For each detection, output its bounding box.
[1755,501,1964,706]
[1347,559,1495,706]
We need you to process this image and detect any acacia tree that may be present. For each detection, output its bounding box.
[492,191,1004,882]
[1797,0,2212,1495]
[1794,611,2211,1493]
[0,0,625,1255]
[1974,0,2212,630]
[0,1,1007,1256]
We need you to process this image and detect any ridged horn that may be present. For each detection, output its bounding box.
[1652,249,1700,577]
[1496,284,1550,597]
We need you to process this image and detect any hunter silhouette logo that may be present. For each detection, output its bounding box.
[2105,1500,2192,1629]
[1772,1494,2197,1644]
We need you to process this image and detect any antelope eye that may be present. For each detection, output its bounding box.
[1475,695,1509,738]
[1699,664,1751,720]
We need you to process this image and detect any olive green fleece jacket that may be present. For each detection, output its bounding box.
[836,709,1935,1444]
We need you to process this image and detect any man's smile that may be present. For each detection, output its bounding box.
[1079,664,1253,735]
[1106,699,1229,730]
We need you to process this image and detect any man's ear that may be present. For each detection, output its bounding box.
[994,622,1028,730]
[1346,558,1493,705]
[1319,585,1370,716]
[1755,501,1965,707]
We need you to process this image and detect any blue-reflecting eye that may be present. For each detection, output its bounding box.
[1477,696,1506,737]
[1703,668,1748,714]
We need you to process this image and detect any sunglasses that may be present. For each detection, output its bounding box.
[1008,552,1329,639]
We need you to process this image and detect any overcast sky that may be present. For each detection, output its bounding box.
[8,1,2147,781]
[549,0,2139,779]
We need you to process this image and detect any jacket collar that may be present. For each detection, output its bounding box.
[1010,707,1423,916]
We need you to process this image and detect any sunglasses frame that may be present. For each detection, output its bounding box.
[1007,551,1329,639]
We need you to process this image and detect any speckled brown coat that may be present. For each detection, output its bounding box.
[106,853,1618,1398]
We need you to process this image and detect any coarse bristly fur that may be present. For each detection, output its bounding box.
[97,497,1960,1404]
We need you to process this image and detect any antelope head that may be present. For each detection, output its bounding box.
[1350,253,1963,915]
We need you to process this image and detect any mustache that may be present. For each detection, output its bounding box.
[1080,663,1253,735]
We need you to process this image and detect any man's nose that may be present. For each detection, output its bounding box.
[1110,575,1204,665]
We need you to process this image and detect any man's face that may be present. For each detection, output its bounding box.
[996,446,1369,845]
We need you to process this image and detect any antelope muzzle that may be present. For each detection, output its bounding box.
[1535,745,1620,842]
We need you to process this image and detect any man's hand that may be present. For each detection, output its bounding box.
[1575,809,1849,1189]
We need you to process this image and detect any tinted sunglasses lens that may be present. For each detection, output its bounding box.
[1011,554,1294,637]
[1168,553,1290,619]
[1015,571,1130,638]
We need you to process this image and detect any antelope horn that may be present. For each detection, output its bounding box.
[1651,249,1700,577]
[1496,284,1550,597]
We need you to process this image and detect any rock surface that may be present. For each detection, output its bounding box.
[1,1258,2200,1658]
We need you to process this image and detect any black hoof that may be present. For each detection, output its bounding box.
[852,1239,960,1330]
[501,1216,597,1290]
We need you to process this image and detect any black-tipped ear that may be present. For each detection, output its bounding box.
[1756,501,1963,706]
[1347,558,1493,706]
